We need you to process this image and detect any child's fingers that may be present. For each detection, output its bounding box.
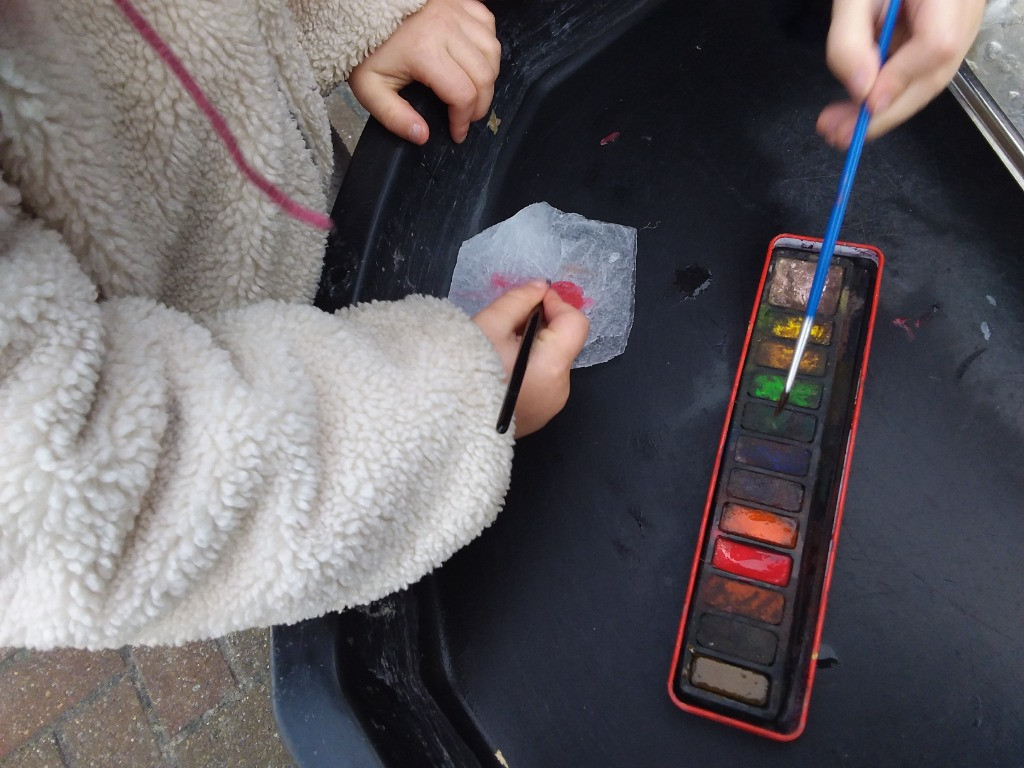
[468,281,587,438]
[348,70,430,145]
[404,8,499,144]
[464,12,501,64]
[444,34,499,121]
[470,281,587,393]
[347,0,502,145]
[536,289,589,362]
[471,280,548,341]
[461,0,497,30]
[511,292,587,437]
[408,50,482,144]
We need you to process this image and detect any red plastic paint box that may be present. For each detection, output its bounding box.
[668,234,883,740]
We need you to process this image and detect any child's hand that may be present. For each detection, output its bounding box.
[347,0,501,144]
[817,0,985,148]
[472,280,589,438]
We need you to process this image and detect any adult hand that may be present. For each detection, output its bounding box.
[472,280,589,438]
[347,0,501,144]
[818,0,985,148]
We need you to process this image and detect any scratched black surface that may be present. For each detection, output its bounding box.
[276,0,1024,765]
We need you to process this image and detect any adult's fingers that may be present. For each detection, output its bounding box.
[827,0,885,101]
[866,72,953,139]
[865,13,966,117]
[821,0,986,147]
[816,99,861,148]
[816,81,935,148]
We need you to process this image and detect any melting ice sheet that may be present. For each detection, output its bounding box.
[448,202,637,368]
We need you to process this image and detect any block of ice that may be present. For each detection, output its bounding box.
[448,202,637,368]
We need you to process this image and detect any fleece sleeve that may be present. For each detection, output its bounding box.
[0,200,514,650]
[284,0,427,91]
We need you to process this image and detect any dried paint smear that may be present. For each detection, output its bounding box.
[748,373,822,408]
[755,340,827,376]
[768,258,844,317]
[728,468,804,512]
[735,435,811,476]
[741,402,817,442]
[701,573,786,625]
[697,613,779,665]
[759,308,833,345]
[690,655,769,706]
[720,503,799,548]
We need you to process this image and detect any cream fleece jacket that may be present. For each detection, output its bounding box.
[0,0,514,649]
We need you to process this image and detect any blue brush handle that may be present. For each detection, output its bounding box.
[802,0,902,321]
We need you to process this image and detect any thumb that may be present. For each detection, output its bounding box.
[348,69,430,145]
[472,280,550,341]
[826,0,885,101]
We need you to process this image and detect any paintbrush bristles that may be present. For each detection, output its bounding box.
[780,315,815,405]
[773,391,789,417]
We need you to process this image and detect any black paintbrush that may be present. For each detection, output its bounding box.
[496,303,544,434]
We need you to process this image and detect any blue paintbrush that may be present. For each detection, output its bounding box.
[777,0,902,414]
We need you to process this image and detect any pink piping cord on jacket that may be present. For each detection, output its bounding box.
[111,0,334,232]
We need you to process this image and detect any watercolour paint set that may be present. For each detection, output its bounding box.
[668,234,882,740]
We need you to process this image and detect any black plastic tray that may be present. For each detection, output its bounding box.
[273,1,1024,765]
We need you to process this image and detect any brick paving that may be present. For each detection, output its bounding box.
[0,630,294,768]
[0,87,368,768]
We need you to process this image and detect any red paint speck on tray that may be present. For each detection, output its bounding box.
[892,305,939,341]
[600,131,621,146]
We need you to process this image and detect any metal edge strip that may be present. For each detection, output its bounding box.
[948,62,1024,190]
